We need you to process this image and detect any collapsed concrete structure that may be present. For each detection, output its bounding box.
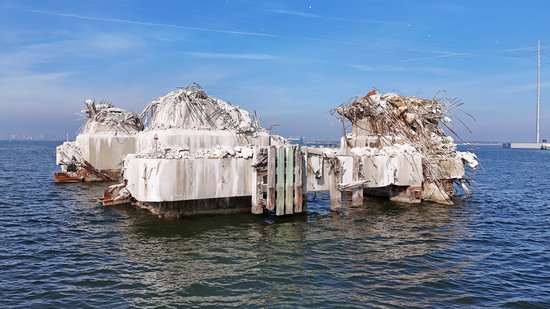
[103,85,287,216]
[55,100,143,182]
[330,90,478,206]
[56,85,478,217]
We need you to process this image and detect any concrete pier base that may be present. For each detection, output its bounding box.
[135,196,252,218]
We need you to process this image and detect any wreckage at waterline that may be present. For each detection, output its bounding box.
[55,100,143,182]
[55,85,478,217]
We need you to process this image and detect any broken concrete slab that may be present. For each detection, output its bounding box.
[333,89,478,205]
[55,100,143,183]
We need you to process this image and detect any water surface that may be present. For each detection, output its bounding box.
[0,141,548,308]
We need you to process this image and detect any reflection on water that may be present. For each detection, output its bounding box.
[0,142,549,308]
[111,193,474,307]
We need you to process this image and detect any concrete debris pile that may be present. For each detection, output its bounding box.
[335,90,478,204]
[458,151,479,169]
[102,85,286,216]
[140,84,262,134]
[55,139,117,182]
[55,100,142,182]
[56,141,84,172]
[135,84,277,153]
[80,99,143,134]
[56,83,480,218]
[349,143,419,157]
[133,144,256,160]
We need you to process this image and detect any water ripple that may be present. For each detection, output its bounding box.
[0,142,549,307]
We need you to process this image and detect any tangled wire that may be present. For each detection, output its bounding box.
[334,89,478,199]
[78,99,143,135]
[140,84,263,134]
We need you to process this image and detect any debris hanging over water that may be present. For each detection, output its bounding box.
[55,100,142,182]
[140,84,263,133]
[56,141,84,172]
[335,89,478,204]
[55,140,116,181]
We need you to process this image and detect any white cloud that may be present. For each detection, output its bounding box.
[181,52,280,60]
[25,9,278,38]
[272,9,319,19]
[348,64,458,74]
[399,46,536,63]
[495,81,550,94]
[0,33,143,72]
[400,52,471,62]
[271,9,403,25]
[411,2,471,13]
[0,30,148,123]
[0,69,79,113]
[88,33,143,51]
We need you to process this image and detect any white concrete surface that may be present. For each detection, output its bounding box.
[124,156,254,202]
[77,133,137,170]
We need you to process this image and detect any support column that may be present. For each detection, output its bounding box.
[285,146,295,215]
[251,146,264,214]
[293,147,303,213]
[266,146,276,211]
[276,147,285,216]
[351,156,363,206]
[302,148,308,211]
[329,158,342,210]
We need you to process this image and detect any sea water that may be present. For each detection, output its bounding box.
[0,141,548,307]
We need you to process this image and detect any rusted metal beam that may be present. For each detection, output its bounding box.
[293,147,303,213]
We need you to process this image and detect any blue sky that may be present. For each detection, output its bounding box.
[1,0,549,141]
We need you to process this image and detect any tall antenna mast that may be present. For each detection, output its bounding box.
[536,39,541,143]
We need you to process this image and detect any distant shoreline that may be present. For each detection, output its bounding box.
[457,142,502,146]
[0,139,64,142]
[0,139,505,146]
